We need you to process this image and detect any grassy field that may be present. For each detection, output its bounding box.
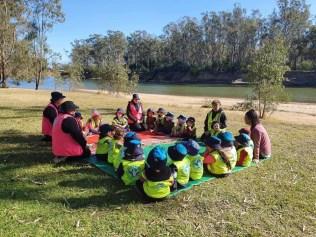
[0,89,315,237]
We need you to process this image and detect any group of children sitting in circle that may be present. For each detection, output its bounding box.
[74,107,197,139]
[76,107,254,202]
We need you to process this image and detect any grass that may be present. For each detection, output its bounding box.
[0,88,315,237]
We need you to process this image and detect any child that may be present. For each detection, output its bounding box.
[108,127,124,165]
[136,146,175,202]
[218,131,237,170]
[113,131,140,171]
[112,108,129,131]
[184,139,204,180]
[95,124,114,161]
[183,117,197,140]
[117,139,145,186]
[203,136,231,177]
[86,109,102,134]
[168,143,190,188]
[74,112,84,132]
[161,112,175,135]
[210,121,223,136]
[238,127,254,150]
[145,108,156,131]
[235,133,253,167]
[171,115,187,137]
[154,108,166,132]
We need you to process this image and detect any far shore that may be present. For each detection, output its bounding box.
[5,87,316,126]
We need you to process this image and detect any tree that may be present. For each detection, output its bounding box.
[247,37,289,118]
[26,0,65,90]
[0,0,28,88]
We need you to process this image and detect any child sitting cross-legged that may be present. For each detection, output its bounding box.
[171,115,187,137]
[210,121,223,136]
[112,132,140,171]
[136,146,175,202]
[95,124,114,161]
[145,108,156,132]
[168,143,190,188]
[183,117,197,140]
[203,136,231,178]
[85,109,102,134]
[116,139,145,186]
[112,108,129,131]
[107,127,124,165]
[235,133,253,167]
[184,139,204,180]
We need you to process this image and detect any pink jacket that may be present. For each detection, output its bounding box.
[251,123,271,159]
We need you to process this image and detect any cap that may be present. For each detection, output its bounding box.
[184,139,200,156]
[205,136,222,150]
[168,143,187,161]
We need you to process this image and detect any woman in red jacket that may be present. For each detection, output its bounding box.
[126,94,145,132]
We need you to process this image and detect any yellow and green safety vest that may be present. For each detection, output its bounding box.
[155,116,165,127]
[96,136,112,155]
[237,146,253,167]
[112,148,124,171]
[207,111,222,131]
[142,173,174,199]
[210,128,225,136]
[187,154,204,180]
[207,150,231,175]
[171,158,191,185]
[171,124,186,136]
[108,139,122,164]
[121,159,145,186]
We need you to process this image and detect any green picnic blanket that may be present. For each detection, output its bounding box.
[87,142,270,197]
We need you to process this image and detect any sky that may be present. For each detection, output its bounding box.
[47,0,316,63]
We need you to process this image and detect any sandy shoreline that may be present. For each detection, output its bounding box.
[5,87,316,125]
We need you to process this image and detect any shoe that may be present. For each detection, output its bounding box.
[53,156,67,164]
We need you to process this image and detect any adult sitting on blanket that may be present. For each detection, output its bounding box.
[52,101,91,163]
[126,94,145,132]
[41,91,65,141]
[244,109,271,163]
[201,99,227,141]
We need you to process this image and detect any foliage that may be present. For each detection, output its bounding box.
[96,63,138,95]
[25,0,65,90]
[247,37,290,118]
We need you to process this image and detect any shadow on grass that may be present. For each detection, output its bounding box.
[0,130,142,207]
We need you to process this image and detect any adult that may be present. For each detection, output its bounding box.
[126,94,145,131]
[52,101,90,163]
[202,99,227,139]
[41,91,65,141]
[244,109,271,162]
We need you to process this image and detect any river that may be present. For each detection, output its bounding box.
[7,77,316,103]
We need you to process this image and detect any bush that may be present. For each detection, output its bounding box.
[297,60,315,71]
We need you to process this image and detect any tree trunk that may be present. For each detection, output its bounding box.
[0,61,6,88]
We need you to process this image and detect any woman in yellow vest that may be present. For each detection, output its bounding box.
[235,133,253,167]
[136,146,175,202]
[116,139,145,186]
[95,124,114,161]
[201,100,227,141]
[203,136,232,177]
[168,143,190,188]
[184,139,204,180]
